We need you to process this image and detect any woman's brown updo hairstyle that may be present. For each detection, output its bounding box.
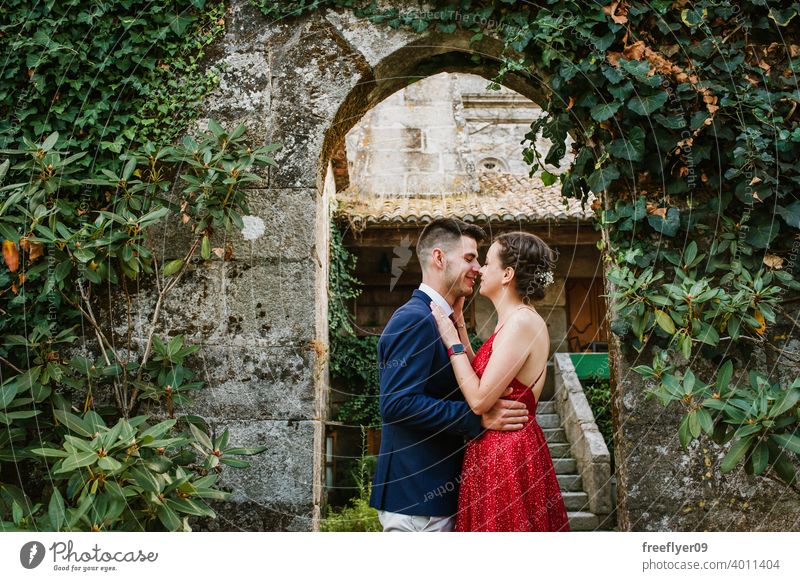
[494,232,558,304]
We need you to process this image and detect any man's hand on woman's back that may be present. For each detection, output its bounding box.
[480,387,530,431]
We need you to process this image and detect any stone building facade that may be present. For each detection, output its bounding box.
[144,0,799,531]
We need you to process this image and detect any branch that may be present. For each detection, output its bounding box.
[131,232,204,412]
[0,355,24,375]
[60,282,126,412]
[777,305,800,329]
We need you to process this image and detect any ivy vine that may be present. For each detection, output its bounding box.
[328,220,381,427]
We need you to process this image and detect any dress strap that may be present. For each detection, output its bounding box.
[528,365,546,389]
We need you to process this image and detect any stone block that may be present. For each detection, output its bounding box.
[205,51,270,116]
[572,429,611,466]
[224,0,286,50]
[366,127,423,151]
[268,14,370,188]
[406,172,472,194]
[373,105,455,128]
[323,7,419,69]
[106,259,317,346]
[611,336,800,530]
[193,501,314,532]
[239,189,318,261]
[367,151,441,175]
[208,418,316,507]
[187,344,317,420]
[403,74,453,103]
[149,189,316,263]
[441,153,467,173]
[190,418,319,531]
[421,125,458,152]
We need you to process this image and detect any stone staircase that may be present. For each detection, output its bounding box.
[536,399,602,531]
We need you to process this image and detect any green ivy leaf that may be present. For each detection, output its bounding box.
[540,170,558,186]
[745,216,780,249]
[681,7,707,27]
[590,101,621,122]
[647,207,680,236]
[607,126,645,161]
[768,6,797,26]
[587,164,620,193]
[169,14,195,36]
[628,91,669,116]
[776,202,800,228]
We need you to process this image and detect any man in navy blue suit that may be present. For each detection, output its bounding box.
[369,218,530,532]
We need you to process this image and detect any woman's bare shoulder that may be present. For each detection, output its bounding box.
[517,308,548,331]
[497,308,548,340]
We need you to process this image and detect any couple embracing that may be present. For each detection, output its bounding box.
[369,218,570,532]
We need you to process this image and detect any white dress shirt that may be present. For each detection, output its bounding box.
[418,283,454,318]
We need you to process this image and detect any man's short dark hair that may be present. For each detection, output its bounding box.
[416,218,486,269]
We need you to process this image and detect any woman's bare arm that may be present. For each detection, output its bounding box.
[431,302,545,414]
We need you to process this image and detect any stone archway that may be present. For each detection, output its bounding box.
[194,1,563,531]
[192,0,799,532]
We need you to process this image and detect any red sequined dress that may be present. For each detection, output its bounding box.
[455,328,571,532]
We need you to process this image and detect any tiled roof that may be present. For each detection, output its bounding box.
[334,173,596,229]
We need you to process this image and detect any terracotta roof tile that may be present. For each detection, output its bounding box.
[335,173,596,229]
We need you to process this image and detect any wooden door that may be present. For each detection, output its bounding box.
[565,278,609,352]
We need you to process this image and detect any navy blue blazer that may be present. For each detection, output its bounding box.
[369,289,484,516]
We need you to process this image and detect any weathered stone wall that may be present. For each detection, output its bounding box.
[345,73,477,195]
[172,0,553,530]
[605,245,800,531]
[130,0,799,530]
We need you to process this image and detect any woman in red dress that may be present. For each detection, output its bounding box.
[430,232,570,532]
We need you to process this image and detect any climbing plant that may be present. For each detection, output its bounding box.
[258,0,800,490]
[0,1,282,530]
[1,0,225,156]
[329,220,381,428]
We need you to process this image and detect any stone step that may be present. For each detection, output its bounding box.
[557,474,583,492]
[536,400,556,414]
[561,491,590,512]
[553,457,577,474]
[535,413,561,429]
[543,428,566,443]
[567,511,600,531]
[547,442,572,458]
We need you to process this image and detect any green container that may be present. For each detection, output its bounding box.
[569,353,610,381]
